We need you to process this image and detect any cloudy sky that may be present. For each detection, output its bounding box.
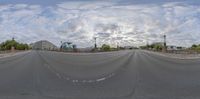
[0,0,200,48]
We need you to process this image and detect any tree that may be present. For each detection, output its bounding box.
[101,44,111,51]
[190,44,200,51]
[0,40,18,50]
[192,44,197,48]
[196,46,200,50]
[0,40,29,51]
[154,44,162,51]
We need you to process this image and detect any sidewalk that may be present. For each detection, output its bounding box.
[0,51,30,59]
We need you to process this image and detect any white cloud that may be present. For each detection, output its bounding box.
[0,1,200,47]
[12,4,28,9]
[57,1,115,10]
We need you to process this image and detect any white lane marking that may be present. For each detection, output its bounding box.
[82,80,87,83]
[56,73,62,79]
[87,80,95,83]
[96,78,106,82]
[44,63,116,83]
[72,80,79,83]
[63,77,70,80]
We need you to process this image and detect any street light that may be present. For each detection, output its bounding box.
[12,32,16,41]
[11,33,16,52]
[163,34,167,52]
[94,37,97,49]
[164,35,166,47]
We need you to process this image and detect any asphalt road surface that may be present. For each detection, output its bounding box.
[0,50,200,99]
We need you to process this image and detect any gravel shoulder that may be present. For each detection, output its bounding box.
[143,50,200,60]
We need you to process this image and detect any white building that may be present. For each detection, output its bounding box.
[32,40,57,50]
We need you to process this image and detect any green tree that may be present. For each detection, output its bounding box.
[0,40,29,51]
[196,46,200,50]
[16,43,29,50]
[192,44,197,49]
[154,44,162,51]
[101,44,111,51]
[1,40,18,50]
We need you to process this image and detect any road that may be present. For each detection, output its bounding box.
[0,50,200,99]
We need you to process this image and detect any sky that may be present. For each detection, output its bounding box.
[0,0,200,48]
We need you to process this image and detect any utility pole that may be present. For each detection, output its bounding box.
[12,32,15,41]
[60,41,63,51]
[163,34,167,53]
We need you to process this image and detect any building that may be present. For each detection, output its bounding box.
[60,42,77,52]
[167,45,186,50]
[32,40,57,50]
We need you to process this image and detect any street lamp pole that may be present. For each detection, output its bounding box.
[163,34,167,52]
[94,37,97,49]
[164,35,166,47]
[12,32,16,41]
[11,33,16,52]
